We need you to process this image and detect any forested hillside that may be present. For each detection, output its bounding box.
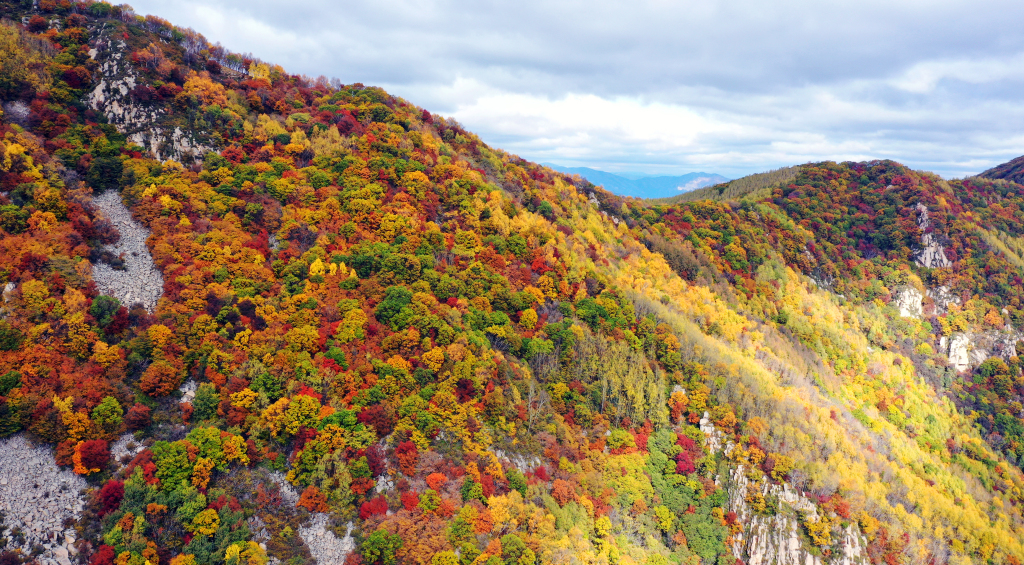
[0,3,1023,565]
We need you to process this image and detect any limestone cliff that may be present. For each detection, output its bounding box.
[701,413,870,565]
[86,34,213,162]
[914,203,952,269]
[942,330,1022,373]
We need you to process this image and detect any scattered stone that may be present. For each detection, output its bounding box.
[179,379,198,403]
[0,435,86,563]
[109,433,145,467]
[90,190,164,312]
[298,514,355,565]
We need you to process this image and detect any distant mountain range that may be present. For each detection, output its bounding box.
[543,164,729,199]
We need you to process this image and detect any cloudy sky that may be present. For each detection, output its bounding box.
[130,0,1024,179]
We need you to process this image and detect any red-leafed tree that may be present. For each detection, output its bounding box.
[395,441,418,476]
[125,404,152,430]
[96,480,124,516]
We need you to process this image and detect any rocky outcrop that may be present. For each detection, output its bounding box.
[926,285,960,316]
[914,203,952,269]
[700,410,729,454]
[90,190,164,312]
[941,330,1022,372]
[268,472,300,507]
[0,435,86,565]
[1,281,15,318]
[109,433,145,468]
[86,37,213,162]
[299,515,356,565]
[266,473,354,564]
[945,334,972,372]
[893,287,923,318]
[726,466,868,565]
[702,418,868,565]
[490,447,542,475]
[179,379,198,404]
[971,329,1022,362]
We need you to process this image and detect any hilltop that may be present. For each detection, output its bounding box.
[979,155,1024,184]
[0,4,1024,565]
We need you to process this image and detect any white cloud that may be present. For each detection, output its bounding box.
[892,53,1024,93]
[128,0,1024,178]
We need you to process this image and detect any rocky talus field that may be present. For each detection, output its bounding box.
[89,190,164,312]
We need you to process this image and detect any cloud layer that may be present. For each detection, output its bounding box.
[129,0,1024,178]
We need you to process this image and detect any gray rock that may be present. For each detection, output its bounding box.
[914,203,952,269]
[90,190,164,313]
[894,287,923,318]
[926,285,960,316]
[0,435,86,562]
[86,38,214,162]
[298,515,355,565]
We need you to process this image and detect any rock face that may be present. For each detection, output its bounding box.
[0,435,86,565]
[942,330,1021,372]
[702,418,868,565]
[914,203,953,269]
[700,411,729,454]
[1,281,15,318]
[926,285,960,316]
[90,190,164,312]
[947,333,972,372]
[727,466,868,565]
[894,287,923,318]
[266,472,355,564]
[86,37,213,162]
[109,433,145,468]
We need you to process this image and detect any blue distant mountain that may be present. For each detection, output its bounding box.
[544,164,729,199]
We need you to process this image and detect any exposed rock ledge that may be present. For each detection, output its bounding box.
[700,413,869,565]
[87,37,214,162]
[0,434,86,565]
[728,466,868,565]
[267,472,355,564]
[914,203,952,269]
[894,287,923,318]
[942,330,1021,373]
[90,190,164,312]
[299,514,356,565]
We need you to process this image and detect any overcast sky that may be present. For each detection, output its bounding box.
[129,0,1024,178]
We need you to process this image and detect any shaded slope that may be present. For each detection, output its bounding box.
[978,154,1024,184]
